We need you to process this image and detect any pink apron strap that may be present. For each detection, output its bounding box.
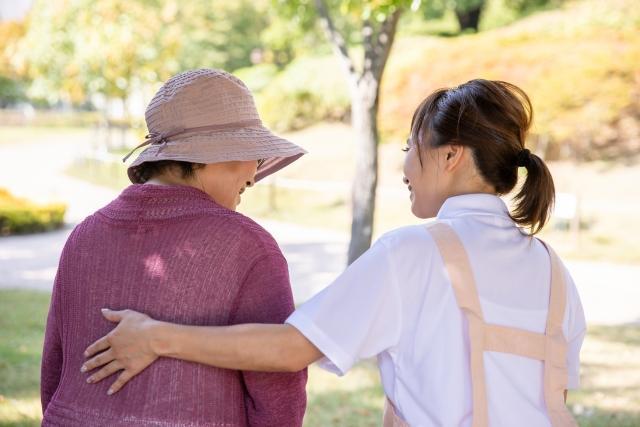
[383,397,410,427]
[424,222,577,427]
[541,242,578,426]
[426,222,490,427]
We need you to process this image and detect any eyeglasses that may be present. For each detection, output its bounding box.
[257,159,266,168]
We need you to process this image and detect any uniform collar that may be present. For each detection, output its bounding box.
[436,193,511,220]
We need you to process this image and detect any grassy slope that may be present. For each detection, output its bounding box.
[380,0,640,160]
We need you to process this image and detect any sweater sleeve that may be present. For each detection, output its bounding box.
[40,262,64,413]
[229,252,307,427]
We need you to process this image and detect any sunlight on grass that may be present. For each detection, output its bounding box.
[304,363,384,427]
[0,397,41,427]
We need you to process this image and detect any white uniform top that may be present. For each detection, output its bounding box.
[286,194,586,427]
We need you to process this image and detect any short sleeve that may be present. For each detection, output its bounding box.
[285,237,402,376]
[564,269,586,390]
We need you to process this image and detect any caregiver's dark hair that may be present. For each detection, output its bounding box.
[410,79,555,234]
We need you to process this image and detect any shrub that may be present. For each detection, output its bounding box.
[0,189,66,236]
[253,56,351,132]
[234,63,279,94]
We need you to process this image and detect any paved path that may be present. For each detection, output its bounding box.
[0,133,638,324]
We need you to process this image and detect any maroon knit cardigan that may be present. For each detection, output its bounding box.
[41,184,307,426]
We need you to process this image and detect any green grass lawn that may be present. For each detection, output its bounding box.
[1,289,639,426]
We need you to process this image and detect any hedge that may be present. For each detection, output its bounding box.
[0,189,66,236]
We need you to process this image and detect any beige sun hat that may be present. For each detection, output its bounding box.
[124,68,307,184]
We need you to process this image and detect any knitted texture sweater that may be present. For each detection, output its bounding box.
[41,184,307,426]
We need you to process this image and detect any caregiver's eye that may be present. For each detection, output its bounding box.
[402,138,411,152]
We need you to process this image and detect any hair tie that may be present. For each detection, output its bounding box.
[516,148,531,167]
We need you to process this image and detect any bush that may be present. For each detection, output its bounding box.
[253,56,351,133]
[0,75,27,108]
[0,189,66,236]
[234,63,280,94]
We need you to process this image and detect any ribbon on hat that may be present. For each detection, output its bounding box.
[122,119,263,163]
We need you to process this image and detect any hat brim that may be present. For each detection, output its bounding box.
[127,126,307,184]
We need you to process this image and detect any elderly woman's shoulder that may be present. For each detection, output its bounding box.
[198,209,281,254]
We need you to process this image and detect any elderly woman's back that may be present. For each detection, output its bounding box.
[41,184,307,426]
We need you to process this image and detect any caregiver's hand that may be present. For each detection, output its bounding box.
[81,308,160,395]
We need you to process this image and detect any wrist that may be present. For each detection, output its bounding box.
[148,319,173,357]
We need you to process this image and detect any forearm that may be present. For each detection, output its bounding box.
[151,322,322,372]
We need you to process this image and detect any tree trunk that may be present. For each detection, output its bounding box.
[313,0,401,264]
[347,77,379,264]
[455,4,483,32]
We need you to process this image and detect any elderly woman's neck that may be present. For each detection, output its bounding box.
[144,171,200,191]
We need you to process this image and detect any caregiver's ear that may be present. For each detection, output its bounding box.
[442,144,466,170]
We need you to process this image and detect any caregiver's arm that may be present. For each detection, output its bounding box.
[163,321,319,371]
[82,309,322,394]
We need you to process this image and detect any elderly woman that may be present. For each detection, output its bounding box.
[40,69,308,426]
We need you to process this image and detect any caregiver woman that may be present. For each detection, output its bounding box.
[83,80,586,426]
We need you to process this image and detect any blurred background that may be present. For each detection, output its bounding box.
[0,0,638,425]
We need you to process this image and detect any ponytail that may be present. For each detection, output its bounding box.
[510,152,555,235]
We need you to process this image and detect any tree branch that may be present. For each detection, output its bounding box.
[315,0,358,83]
[371,8,403,83]
[362,18,375,75]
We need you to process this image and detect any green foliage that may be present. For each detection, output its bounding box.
[0,75,26,107]
[272,0,412,67]
[253,56,351,132]
[0,189,66,236]
[274,0,413,23]
[14,0,272,104]
[505,0,563,13]
[425,0,485,14]
[234,64,280,93]
[173,1,270,72]
[261,5,329,66]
